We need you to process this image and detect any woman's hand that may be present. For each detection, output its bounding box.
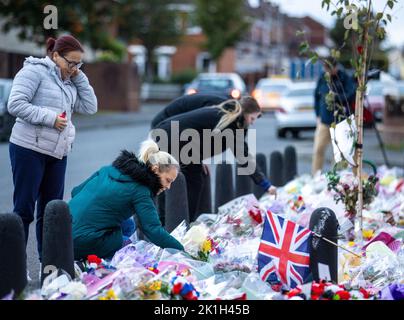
[71,69,80,78]
[267,185,277,199]
[54,115,67,131]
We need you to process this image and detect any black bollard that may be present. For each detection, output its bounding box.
[283,145,297,184]
[165,172,189,233]
[41,200,75,284]
[214,163,235,213]
[269,151,284,187]
[0,213,27,298]
[197,168,212,217]
[309,207,338,283]
[253,153,268,199]
[235,163,253,197]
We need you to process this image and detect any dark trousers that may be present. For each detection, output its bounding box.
[9,143,67,260]
[181,164,204,222]
[156,164,206,225]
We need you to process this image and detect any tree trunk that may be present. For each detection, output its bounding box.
[354,0,372,242]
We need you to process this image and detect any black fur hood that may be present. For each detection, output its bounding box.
[112,150,162,196]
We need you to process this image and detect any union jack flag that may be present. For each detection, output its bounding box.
[258,210,311,289]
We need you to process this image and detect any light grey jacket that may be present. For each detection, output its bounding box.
[7,56,97,159]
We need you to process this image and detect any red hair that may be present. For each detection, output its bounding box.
[46,35,84,57]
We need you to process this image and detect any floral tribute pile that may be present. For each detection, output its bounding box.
[9,166,404,300]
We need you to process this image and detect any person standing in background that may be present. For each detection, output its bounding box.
[7,35,98,261]
[312,58,356,175]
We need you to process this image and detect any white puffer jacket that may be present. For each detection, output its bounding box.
[7,56,97,159]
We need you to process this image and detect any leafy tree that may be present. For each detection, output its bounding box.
[194,0,250,61]
[330,16,388,71]
[0,0,125,59]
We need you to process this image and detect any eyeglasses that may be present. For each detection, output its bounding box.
[61,55,83,70]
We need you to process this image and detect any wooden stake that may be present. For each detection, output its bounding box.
[311,231,362,258]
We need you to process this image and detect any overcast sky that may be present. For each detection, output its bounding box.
[250,0,404,48]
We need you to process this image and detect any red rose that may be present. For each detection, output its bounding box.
[311,282,325,299]
[87,254,102,265]
[60,111,66,119]
[357,45,364,55]
[183,291,198,300]
[249,209,263,224]
[335,290,351,300]
[360,288,370,299]
[172,283,182,295]
[287,288,302,298]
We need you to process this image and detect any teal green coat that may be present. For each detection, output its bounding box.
[69,151,184,259]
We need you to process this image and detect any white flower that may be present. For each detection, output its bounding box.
[182,225,209,251]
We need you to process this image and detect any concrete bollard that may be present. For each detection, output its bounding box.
[235,163,253,197]
[165,172,189,233]
[253,153,268,199]
[309,207,338,283]
[283,145,298,184]
[197,168,212,217]
[214,163,235,213]
[0,213,27,298]
[41,200,75,284]
[269,151,284,187]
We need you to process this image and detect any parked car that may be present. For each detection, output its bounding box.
[252,78,292,111]
[275,81,317,138]
[0,78,14,142]
[185,73,247,99]
[365,79,400,121]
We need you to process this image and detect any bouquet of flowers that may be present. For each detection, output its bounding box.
[285,280,375,300]
[326,170,378,219]
[181,225,221,262]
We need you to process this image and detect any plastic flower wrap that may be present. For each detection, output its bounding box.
[108,267,156,300]
[209,238,259,274]
[158,248,215,280]
[132,266,200,300]
[110,241,160,270]
[194,271,248,300]
[348,243,404,292]
[241,272,279,300]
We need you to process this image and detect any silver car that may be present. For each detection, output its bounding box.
[275,82,317,138]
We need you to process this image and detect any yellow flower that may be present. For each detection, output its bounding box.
[362,229,374,240]
[348,241,356,247]
[201,239,212,253]
[149,280,162,291]
[99,289,117,300]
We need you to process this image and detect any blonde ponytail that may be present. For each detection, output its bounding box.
[213,99,243,131]
[138,139,179,172]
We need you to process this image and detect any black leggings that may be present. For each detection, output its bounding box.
[157,164,206,225]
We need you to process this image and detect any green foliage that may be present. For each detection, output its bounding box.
[329,15,389,70]
[195,0,250,61]
[0,1,121,54]
[0,0,183,68]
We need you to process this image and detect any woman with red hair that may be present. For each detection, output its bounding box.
[7,35,97,261]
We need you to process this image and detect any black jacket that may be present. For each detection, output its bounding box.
[151,94,227,129]
[153,102,270,189]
